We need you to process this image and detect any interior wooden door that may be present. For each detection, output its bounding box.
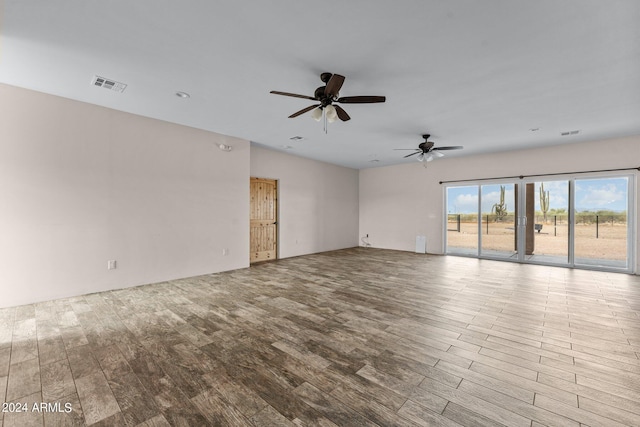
[250,177,277,263]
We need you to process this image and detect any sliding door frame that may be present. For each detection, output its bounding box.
[444,171,636,273]
[570,171,636,273]
[515,176,572,268]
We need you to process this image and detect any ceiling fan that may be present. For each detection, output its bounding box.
[270,73,385,127]
[395,134,463,163]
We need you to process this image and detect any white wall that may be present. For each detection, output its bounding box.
[0,84,250,308]
[250,145,359,258]
[358,163,433,252]
[359,135,640,270]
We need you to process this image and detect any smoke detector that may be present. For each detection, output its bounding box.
[91,75,127,93]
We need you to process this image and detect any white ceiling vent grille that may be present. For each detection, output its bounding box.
[91,75,127,93]
[560,129,580,136]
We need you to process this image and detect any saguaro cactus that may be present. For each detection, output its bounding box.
[492,185,508,221]
[540,182,550,222]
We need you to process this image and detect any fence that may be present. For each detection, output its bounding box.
[447,213,627,238]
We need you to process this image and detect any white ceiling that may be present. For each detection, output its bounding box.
[1,1,639,169]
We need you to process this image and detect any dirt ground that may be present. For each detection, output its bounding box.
[447,221,627,261]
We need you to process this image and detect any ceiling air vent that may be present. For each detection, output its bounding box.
[91,75,127,93]
[560,130,580,136]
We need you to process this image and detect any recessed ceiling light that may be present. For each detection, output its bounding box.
[560,129,580,136]
[175,91,190,98]
[280,145,294,150]
[369,159,380,163]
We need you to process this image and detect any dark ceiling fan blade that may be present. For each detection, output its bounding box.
[337,96,386,104]
[324,74,345,97]
[334,105,351,122]
[288,104,320,118]
[403,151,422,158]
[270,91,316,101]
[432,146,464,151]
[394,148,419,151]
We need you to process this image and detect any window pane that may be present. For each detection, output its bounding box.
[446,186,478,255]
[525,180,569,264]
[480,184,516,258]
[574,177,628,269]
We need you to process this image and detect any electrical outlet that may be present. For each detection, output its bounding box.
[107,260,117,270]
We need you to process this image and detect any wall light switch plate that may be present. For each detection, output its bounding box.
[107,260,117,270]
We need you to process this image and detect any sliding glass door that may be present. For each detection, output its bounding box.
[445,173,634,272]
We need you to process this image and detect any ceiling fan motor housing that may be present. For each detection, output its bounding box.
[314,86,339,107]
[418,141,434,152]
[320,72,333,83]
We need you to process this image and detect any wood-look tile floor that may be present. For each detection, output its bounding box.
[2,248,640,426]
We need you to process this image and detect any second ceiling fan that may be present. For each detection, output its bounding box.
[395,134,463,163]
[270,72,385,124]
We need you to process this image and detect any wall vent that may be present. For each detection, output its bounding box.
[560,130,580,136]
[91,75,127,93]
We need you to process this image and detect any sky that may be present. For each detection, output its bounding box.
[447,177,628,214]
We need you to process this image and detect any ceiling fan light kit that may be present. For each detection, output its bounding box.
[311,107,323,121]
[325,105,338,123]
